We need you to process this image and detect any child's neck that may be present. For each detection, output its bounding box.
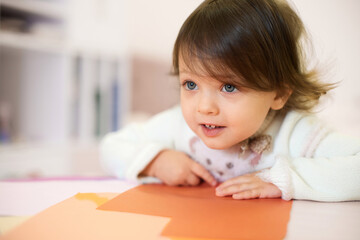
[252,110,277,138]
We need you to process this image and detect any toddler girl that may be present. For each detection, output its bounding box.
[100,0,360,201]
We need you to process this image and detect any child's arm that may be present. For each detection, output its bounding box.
[260,115,360,202]
[100,106,216,186]
[216,113,360,201]
[258,134,360,201]
[100,107,179,182]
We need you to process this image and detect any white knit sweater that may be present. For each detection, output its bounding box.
[100,106,360,202]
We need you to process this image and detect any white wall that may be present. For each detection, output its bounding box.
[68,0,128,56]
[125,0,203,61]
[124,0,360,137]
[293,0,360,137]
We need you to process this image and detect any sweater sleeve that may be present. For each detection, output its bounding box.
[99,106,181,183]
[257,114,360,202]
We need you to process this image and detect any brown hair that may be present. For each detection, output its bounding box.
[172,0,335,112]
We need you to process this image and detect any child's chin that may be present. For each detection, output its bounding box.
[201,138,231,150]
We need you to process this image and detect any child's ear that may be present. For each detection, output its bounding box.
[270,89,293,110]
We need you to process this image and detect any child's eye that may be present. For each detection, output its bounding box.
[222,84,238,93]
[184,81,198,90]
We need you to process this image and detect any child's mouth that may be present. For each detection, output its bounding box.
[201,124,225,137]
[203,124,223,129]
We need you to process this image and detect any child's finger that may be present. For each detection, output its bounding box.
[232,189,260,200]
[216,183,256,197]
[190,162,217,186]
[216,174,253,190]
[186,173,201,186]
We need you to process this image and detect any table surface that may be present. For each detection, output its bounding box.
[0,178,359,240]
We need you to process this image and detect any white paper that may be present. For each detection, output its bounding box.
[0,179,137,216]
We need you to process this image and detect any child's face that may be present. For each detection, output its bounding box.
[179,58,285,150]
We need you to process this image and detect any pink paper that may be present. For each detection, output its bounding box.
[2,193,170,240]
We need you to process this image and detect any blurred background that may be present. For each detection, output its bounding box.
[0,0,359,179]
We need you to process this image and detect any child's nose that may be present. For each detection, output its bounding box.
[197,93,219,115]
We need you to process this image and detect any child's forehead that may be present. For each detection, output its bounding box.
[178,54,237,80]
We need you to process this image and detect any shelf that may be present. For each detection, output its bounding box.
[0,0,66,20]
[0,0,130,147]
[0,30,67,54]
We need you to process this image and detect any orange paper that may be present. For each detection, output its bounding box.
[98,184,293,240]
[2,193,170,240]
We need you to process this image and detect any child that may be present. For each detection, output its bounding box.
[100,0,360,201]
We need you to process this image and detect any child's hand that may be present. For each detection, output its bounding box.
[215,172,282,199]
[142,149,217,187]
